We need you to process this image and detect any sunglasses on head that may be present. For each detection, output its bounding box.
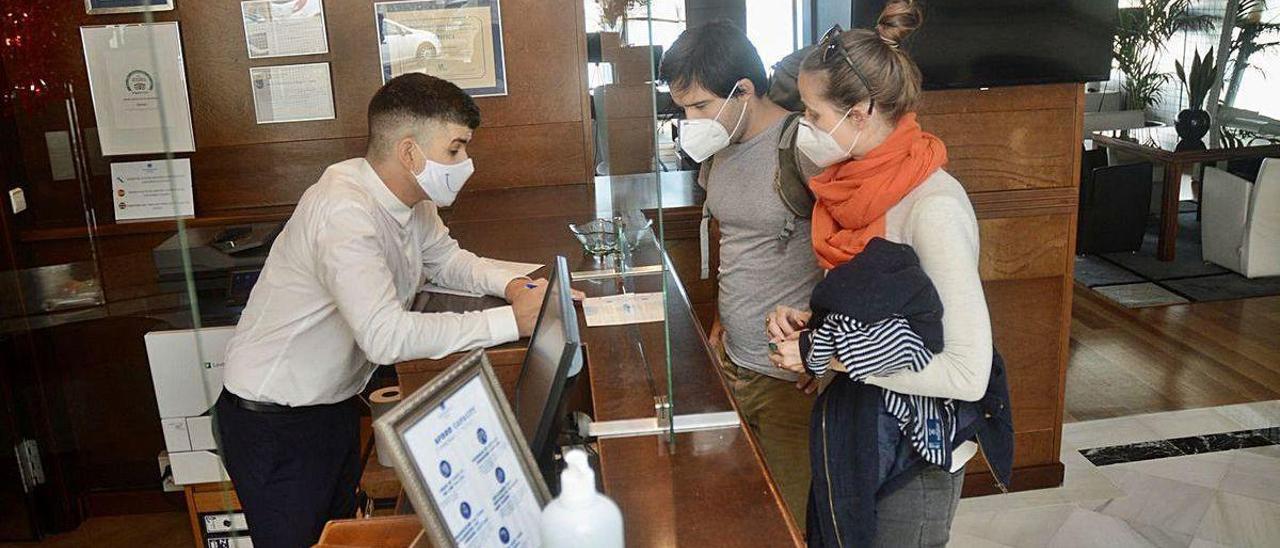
[819,24,875,116]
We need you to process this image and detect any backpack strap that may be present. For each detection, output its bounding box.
[698,157,715,279]
[775,112,816,220]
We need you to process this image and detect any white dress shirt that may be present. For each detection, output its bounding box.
[223,158,520,406]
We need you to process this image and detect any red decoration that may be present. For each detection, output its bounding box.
[1,1,68,109]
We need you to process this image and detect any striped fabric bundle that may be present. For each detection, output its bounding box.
[805,313,956,467]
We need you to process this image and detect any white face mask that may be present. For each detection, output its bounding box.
[796,109,861,168]
[412,141,474,207]
[677,82,749,163]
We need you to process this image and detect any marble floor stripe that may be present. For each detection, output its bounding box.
[1079,426,1280,467]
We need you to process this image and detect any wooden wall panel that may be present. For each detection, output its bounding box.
[929,84,1082,491]
[7,0,593,231]
[978,214,1073,281]
[919,84,1080,115]
[181,1,588,148]
[928,84,1081,492]
[918,84,1080,194]
[190,120,589,212]
[985,277,1066,438]
[919,108,1077,193]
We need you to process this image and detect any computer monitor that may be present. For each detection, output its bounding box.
[513,255,582,478]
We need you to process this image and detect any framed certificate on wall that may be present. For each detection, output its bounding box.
[86,0,174,15]
[81,23,196,156]
[373,0,508,97]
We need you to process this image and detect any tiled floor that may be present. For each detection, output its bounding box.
[951,401,1280,547]
[10,403,1277,547]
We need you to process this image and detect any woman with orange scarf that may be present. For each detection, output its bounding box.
[765,1,995,546]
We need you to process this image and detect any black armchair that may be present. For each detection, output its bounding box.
[1077,162,1155,255]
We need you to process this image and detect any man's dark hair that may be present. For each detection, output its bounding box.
[658,20,768,99]
[366,73,481,158]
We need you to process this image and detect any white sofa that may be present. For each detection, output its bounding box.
[1201,158,1280,278]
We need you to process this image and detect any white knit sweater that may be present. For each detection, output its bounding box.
[864,168,992,470]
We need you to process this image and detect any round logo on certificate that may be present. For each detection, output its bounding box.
[459,502,472,520]
[476,428,488,445]
[438,460,452,478]
[499,527,511,544]
[495,467,505,484]
[124,70,155,94]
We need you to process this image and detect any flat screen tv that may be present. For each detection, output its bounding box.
[849,0,1118,90]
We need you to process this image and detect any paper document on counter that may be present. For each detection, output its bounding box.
[582,292,664,327]
[422,259,543,297]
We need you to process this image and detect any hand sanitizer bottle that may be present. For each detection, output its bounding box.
[539,449,624,548]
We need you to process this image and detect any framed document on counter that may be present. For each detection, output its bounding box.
[373,0,508,97]
[81,23,195,156]
[374,349,548,548]
[85,0,173,14]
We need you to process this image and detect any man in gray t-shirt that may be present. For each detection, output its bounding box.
[658,21,824,526]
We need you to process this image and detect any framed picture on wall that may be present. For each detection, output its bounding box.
[373,0,508,97]
[85,0,175,14]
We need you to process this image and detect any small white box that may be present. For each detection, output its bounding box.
[161,417,192,452]
[205,537,254,548]
[202,512,249,534]
[187,416,218,451]
[8,188,26,214]
[170,451,229,485]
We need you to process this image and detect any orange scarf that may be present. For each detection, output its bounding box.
[809,113,948,269]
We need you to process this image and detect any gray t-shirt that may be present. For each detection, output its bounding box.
[705,116,823,381]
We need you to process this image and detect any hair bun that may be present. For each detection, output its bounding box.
[876,0,922,48]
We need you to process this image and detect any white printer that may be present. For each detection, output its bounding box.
[145,326,237,485]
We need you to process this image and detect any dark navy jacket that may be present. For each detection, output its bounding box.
[803,238,1014,547]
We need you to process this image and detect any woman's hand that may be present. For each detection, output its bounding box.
[765,306,811,341]
[768,333,806,374]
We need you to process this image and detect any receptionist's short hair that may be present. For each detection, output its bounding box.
[367,73,480,157]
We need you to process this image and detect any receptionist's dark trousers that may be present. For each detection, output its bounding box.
[215,390,362,548]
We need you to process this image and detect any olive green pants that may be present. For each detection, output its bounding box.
[718,354,816,527]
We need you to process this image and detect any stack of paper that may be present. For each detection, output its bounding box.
[582,292,665,327]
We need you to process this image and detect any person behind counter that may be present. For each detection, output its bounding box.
[768,0,1007,545]
[658,21,825,526]
[214,73,550,548]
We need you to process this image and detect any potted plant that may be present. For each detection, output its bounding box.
[1112,0,1215,114]
[1174,47,1217,141]
[597,0,650,36]
[1223,0,1280,107]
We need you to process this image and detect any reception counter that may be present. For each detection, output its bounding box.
[320,173,806,546]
